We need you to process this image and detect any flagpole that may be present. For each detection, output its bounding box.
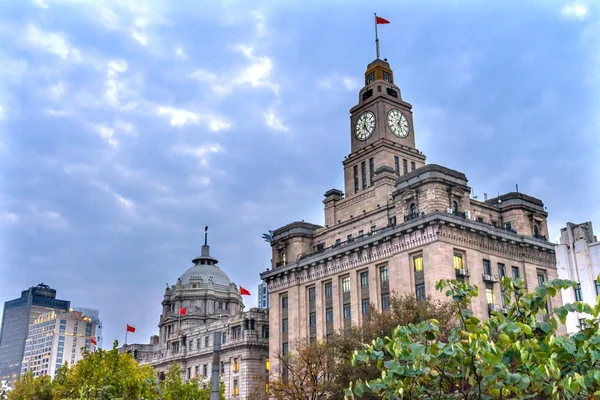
[125,328,128,346]
[374,13,380,59]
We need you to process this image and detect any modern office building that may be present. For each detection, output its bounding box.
[260,56,561,378]
[258,283,269,309]
[20,310,96,378]
[556,222,600,334]
[0,283,70,382]
[122,234,269,399]
[73,307,102,348]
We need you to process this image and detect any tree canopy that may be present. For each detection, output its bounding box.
[7,341,223,400]
[347,277,600,399]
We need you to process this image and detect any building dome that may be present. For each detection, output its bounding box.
[178,262,231,287]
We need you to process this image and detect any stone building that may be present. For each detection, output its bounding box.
[556,222,600,334]
[123,235,269,399]
[20,310,96,378]
[260,57,560,376]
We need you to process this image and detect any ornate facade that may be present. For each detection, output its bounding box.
[123,238,269,399]
[260,57,561,376]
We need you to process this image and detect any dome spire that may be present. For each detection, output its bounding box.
[193,225,218,264]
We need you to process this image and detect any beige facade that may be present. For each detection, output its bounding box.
[122,239,269,399]
[21,310,96,378]
[260,58,561,378]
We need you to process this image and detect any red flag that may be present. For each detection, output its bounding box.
[240,286,251,296]
[376,16,390,24]
[90,337,97,345]
[126,325,135,333]
[179,307,186,315]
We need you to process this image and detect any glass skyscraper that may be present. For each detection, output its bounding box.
[0,283,70,382]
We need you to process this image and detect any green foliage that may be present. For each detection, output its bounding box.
[7,341,222,400]
[347,277,600,399]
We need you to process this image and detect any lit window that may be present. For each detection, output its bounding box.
[413,256,423,272]
[342,277,351,293]
[485,284,495,304]
[380,266,388,282]
[265,357,270,372]
[233,379,239,395]
[453,254,463,270]
[266,383,269,393]
[233,358,239,373]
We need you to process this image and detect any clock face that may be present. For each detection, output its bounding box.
[355,111,376,141]
[387,109,410,138]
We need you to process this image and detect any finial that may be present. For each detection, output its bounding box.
[204,225,208,246]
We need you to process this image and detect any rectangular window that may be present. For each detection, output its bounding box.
[205,336,209,347]
[233,379,239,395]
[483,259,491,275]
[574,283,583,302]
[537,273,545,287]
[394,156,400,176]
[358,230,364,238]
[371,225,377,233]
[367,72,374,84]
[361,299,369,315]
[282,342,288,356]
[309,312,316,327]
[403,159,408,174]
[504,222,513,231]
[335,238,341,246]
[308,287,316,302]
[281,296,288,309]
[347,234,353,242]
[360,271,369,288]
[361,161,367,190]
[453,254,463,270]
[485,284,495,304]
[381,293,390,311]
[383,71,390,82]
[324,282,332,298]
[325,308,333,323]
[369,157,374,186]
[354,165,359,193]
[415,283,426,301]
[343,303,351,319]
[380,266,389,282]
[265,357,270,372]
[411,161,416,171]
[203,364,208,376]
[282,318,288,333]
[342,277,351,293]
[233,358,239,372]
[512,266,520,279]
[498,263,505,278]
[413,256,423,272]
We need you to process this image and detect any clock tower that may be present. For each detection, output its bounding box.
[343,58,426,196]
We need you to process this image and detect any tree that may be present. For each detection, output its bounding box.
[328,294,456,399]
[269,340,337,400]
[347,277,600,399]
[8,341,222,400]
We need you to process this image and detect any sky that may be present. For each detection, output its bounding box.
[0,0,599,347]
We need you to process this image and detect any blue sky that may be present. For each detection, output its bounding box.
[0,0,598,347]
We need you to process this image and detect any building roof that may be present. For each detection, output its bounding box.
[178,242,231,287]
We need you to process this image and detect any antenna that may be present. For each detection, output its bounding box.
[204,226,208,246]
[516,183,519,193]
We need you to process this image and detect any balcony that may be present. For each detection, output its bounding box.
[404,213,419,222]
[455,268,469,277]
[533,233,548,241]
[275,261,286,267]
[482,274,499,283]
[453,211,466,218]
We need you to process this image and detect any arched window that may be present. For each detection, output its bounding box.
[452,201,459,214]
[534,224,539,237]
[410,203,417,216]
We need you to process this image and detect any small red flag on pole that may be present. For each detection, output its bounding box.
[375,16,390,24]
[90,337,97,345]
[126,325,136,333]
[179,307,187,315]
[240,286,251,296]
[374,13,390,59]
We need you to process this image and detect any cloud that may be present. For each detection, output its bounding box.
[114,193,134,211]
[94,124,119,149]
[174,46,188,60]
[25,24,79,60]
[0,105,6,120]
[155,105,231,131]
[265,109,289,132]
[105,60,128,107]
[174,144,222,167]
[561,3,588,19]
[318,75,360,91]
[1,212,19,224]
[191,45,278,96]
